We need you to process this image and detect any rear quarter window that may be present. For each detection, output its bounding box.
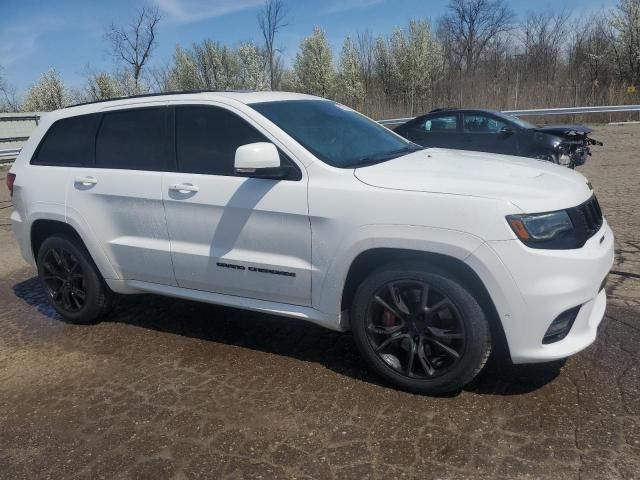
[31,114,101,166]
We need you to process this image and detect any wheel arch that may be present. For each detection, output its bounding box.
[31,219,84,259]
[340,247,510,357]
[30,218,119,281]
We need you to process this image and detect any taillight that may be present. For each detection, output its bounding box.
[6,172,15,196]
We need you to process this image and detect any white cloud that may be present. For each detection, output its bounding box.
[154,0,264,23]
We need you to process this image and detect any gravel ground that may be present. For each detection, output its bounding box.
[0,124,638,479]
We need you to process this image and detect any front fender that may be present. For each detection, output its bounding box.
[313,224,486,327]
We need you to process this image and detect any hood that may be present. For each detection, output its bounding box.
[353,148,592,213]
[535,124,593,135]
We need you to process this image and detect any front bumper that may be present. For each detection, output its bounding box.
[466,220,614,364]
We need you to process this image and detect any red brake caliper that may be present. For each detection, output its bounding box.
[382,309,396,327]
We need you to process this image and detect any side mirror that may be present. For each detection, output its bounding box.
[500,126,514,135]
[234,142,281,176]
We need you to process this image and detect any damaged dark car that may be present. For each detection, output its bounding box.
[393,108,603,168]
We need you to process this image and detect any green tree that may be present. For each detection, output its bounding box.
[391,20,442,114]
[337,36,365,107]
[170,45,203,90]
[237,42,269,90]
[294,26,335,97]
[170,41,240,90]
[23,69,69,111]
[83,71,124,101]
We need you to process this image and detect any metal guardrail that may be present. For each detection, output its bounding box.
[0,136,29,143]
[0,115,40,123]
[377,104,640,126]
[0,112,41,163]
[0,148,22,162]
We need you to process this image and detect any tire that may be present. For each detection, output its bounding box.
[350,263,492,394]
[37,234,113,324]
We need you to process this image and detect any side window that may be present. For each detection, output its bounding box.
[463,114,508,133]
[423,115,457,132]
[95,108,170,171]
[32,114,101,166]
[175,106,268,176]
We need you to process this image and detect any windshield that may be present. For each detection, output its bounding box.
[494,111,537,129]
[251,100,420,168]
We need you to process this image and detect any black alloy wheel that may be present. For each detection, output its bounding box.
[366,280,466,379]
[350,264,492,394]
[41,247,88,313]
[37,234,113,324]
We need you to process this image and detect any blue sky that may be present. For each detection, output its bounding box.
[0,0,616,96]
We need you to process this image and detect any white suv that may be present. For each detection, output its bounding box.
[7,92,614,394]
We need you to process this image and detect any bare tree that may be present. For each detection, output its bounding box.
[609,0,640,84]
[357,30,376,95]
[105,5,161,91]
[148,62,175,92]
[520,11,570,83]
[0,66,20,112]
[570,14,616,85]
[438,0,514,72]
[258,0,288,90]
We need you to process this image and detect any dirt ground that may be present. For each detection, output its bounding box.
[0,124,639,480]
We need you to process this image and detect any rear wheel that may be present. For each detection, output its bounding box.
[37,235,113,324]
[350,264,492,394]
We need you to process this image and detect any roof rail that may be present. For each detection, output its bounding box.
[65,89,257,109]
[429,107,457,113]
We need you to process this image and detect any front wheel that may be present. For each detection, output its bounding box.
[37,234,113,324]
[350,264,492,394]
[533,153,559,164]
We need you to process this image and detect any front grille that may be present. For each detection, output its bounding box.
[567,195,603,247]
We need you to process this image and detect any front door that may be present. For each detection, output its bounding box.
[162,104,312,306]
[461,112,520,155]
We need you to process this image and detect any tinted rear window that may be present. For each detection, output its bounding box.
[95,108,170,171]
[33,114,101,166]
[176,105,267,175]
[424,115,458,132]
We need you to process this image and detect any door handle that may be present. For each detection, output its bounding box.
[169,183,199,193]
[74,176,98,185]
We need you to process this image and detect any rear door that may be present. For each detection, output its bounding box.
[162,104,312,306]
[65,106,177,286]
[405,113,463,149]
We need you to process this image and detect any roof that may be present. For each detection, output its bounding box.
[64,90,320,111]
[428,107,500,115]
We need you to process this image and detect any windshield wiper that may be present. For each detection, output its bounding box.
[346,144,425,168]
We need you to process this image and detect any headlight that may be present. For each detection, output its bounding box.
[506,210,575,247]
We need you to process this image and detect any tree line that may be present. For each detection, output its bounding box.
[1,0,639,119]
